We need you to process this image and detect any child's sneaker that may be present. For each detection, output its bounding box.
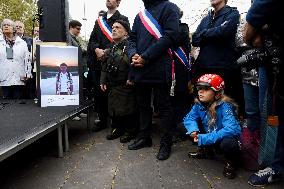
[248,167,282,186]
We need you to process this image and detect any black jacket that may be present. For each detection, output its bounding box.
[22,36,33,52]
[246,0,284,96]
[101,39,136,117]
[128,1,179,83]
[172,22,191,92]
[192,5,239,69]
[100,39,129,86]
[87,10,129,71]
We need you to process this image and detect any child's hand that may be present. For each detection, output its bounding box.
[193,135,198,143]
[190,131,198,138]
[190,131,198,143]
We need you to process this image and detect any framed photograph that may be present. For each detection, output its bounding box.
[37,45,80,107]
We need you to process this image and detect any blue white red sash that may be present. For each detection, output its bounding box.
[139,9,176,96]
[97,16,113,42]
[173,47,191,70]
[138,10,163,39]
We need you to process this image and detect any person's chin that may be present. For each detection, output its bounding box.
[199,97,206,102]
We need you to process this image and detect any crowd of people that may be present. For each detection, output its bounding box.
[0,0,283,186]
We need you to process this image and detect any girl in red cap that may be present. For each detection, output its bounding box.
[184,74,241,179]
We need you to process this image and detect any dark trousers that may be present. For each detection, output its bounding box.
[92,70,108,125]
[22,73,36,99]
[1,86,23,99]
[205,137,240,164]
[197,121,240,163]
[243,83,260,132]
[170,92,192,124]
[170,92,192,137]
[135,83,173,144]
[218,137,240,163]
[111,113,139,135]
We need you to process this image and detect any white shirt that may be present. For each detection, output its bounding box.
[59,73,69,92]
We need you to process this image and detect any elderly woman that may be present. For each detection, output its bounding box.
[0,19,31,99]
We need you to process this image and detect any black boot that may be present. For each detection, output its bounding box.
[188,147,215,159]
[120,132,136,143]
[223,162,236,179]
[128,138,152,150]
[106,128,123,140]
[92,121,107,132]
[156,143,171,160]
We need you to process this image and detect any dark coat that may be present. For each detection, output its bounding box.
[128,1,179,84]
[101,39,136,117]
[172,22,191,92]
[22,36,33,52]
[246,0,283,36]
[246,0,284,96]
[87,10,129,71]
[192,5,240,69]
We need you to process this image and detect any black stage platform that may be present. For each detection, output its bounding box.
[0,100,94,161]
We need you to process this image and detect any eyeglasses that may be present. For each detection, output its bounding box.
[75,27,81,31]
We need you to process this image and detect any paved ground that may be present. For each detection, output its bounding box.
[0,112,283,189]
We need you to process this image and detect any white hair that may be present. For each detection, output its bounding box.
[1,19,16,31]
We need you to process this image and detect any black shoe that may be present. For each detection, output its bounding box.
[120,133,135,143]
[223,162,236,179]
[106,128,122,140]
[128,138,152,150]
[92,122,107,132]
[188,147,215,159]
[157,144,171,160]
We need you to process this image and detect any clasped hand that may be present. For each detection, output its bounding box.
[131,54,145,68]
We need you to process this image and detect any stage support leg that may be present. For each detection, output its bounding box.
[57,125,63,158]
[64,121,69,152]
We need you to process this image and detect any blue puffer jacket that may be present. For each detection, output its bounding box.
[192,5,239,69]
[183,101,241,146]
[128,1,179,83]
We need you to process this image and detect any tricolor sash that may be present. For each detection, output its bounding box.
[97,16,113,42]
[138,9,177,96]
[173,47,191,70]
[138,10,163,39]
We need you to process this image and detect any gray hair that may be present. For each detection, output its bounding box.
[1,19,16,31]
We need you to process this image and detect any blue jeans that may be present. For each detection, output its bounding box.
[243,83,260,132]
[271,96,284,173]
[258,67,278,166]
